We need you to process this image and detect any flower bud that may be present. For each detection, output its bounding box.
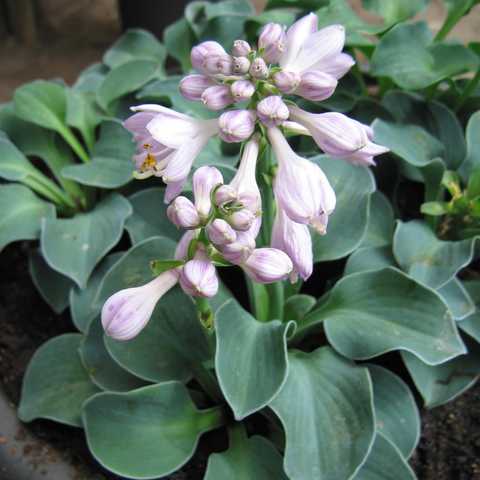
[220,231,255,264]
[232,56,251,74]
[227,208,256,231]
[167,196,201,229]
[201,85,234,111]
[204,55,234,76]
[259,23,286,64]
[179,74,214,101]
[231,80,255,102]
[214,185,238,206]
[193,166,224,219]
[191,41,227,73]
[249,57,269,79]
[273,70,301,94]
[256,95,289,127]
[243,248,293,284]
[179,258,219,298]
[296,71,337,102]
[232,40,251,57]
[175,230,198,261]
[218,110,256,143]
[207,218,237,245]
[102,271,178,341]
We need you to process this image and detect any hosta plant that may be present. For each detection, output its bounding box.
[17,1,480,479]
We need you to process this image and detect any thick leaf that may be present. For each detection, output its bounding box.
[70,252,124,333]
[460,111,480,180]
[105,287,211,383]
[29,249,73,314]
[393,220,477,289]
[372,120,444,168]
[284,294,316,321]
[103,29,166,69]
[96,60,159,111]
[362,0,428,24]
[382,92,466,170]
[311,155,376,262]
[83,382,225,479]
[368,365,420,458]
[215,300,293,420]
[0,184,55,251]
[0,103,79,194]
[360,191,395,248]
[74,63,108,93]
[80,317,146,392]
[269,347,375,480]
[0,131,42,182]
[344,246,396,276]
[459,280,480,341]
[299,268,466,364]
[124,188,181,244]
[402,343,480,408]
[352,433,416,480]
[65,88,102,150]
[19,334,100,426]
[62,120,135,188]
[204,433,287,480]
[13,80,67,133]
[164,18,195,71]
[370,22,478,89]
[437,278,475,321]
[41,193,132,288]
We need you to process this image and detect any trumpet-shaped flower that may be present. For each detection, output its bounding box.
[272,206,313,282]
[268,126,335,233]
[288,106,389,165]
[102,271,178,341]
[243,248,293,283]
[130,105,218,194]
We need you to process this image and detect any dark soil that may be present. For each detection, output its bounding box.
[1,242,480,479]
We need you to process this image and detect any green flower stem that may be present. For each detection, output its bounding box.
[454,67,480,111]
[59,125,90,163]
[434,4,472,42]
[266,281,284,321]
[227,423,248,448]
[198,405,228,431]
[191,362,224,405]
[246,278,269,322]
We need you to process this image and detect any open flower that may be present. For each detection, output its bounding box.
[129,104,219,198]
[268,126,335,233]
[102,271,178,341]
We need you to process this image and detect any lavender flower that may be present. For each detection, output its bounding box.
[207,218,237,246]
[231,80,255,102]
[243,248,293,283]
[179,255,219,298]
[102,271,178,341]
[191,41,228,73]
[257,96,289,127]
[179,74,214,101]
[259,23,286,64]
[167,196,201,229]
[193,166,224,219]
[218,110,256,143]
[232,57,251,75]
[232,39,251,57]
[201,85,234,111]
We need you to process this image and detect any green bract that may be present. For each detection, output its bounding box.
[10,1,480,479]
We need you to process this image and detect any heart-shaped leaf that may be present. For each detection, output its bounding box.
[83,382,225,479]
[19,334,100,426]
[459,111,480,180]
[311,155,376,262]
[125,188,182,244]
[70,252,124,333]
[103,29,167,69]
[402,341,480,408]
[352,433,416,480]
[62,120,136,188]
[370,22,478,89]
[204,432,287,480]
[215,300,293,420]
[344,246,396,276]
[360,191,395,248]
[29,249,74,314]
[0,184,55,251]
[80,317,146,392]
[41,193,132,288]
[269,347,375,480]
[458,280,480,341]
[437,278,475,321]
[164,18,195,72]
[299,268,466,364]
[368,365,420,458]
[393,220,477,289]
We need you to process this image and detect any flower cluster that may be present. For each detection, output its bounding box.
[104,12,388,341]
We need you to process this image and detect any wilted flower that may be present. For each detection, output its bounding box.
[102,271,178,341]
